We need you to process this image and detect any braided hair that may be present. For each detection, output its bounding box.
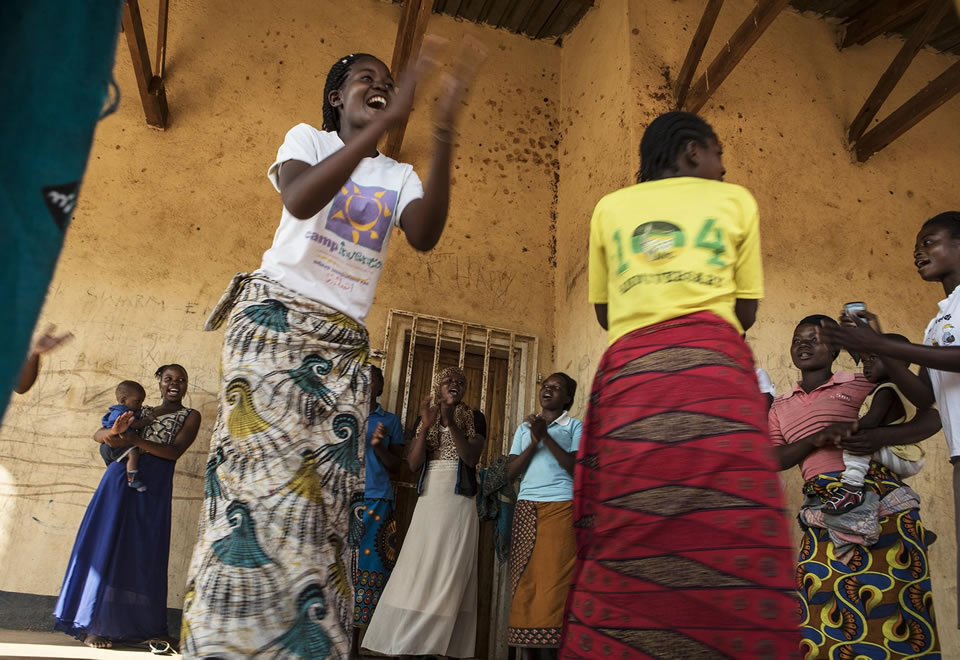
[322,53,383,132]
[922,211,960,239]
[638,111,718,183]
[155,363,187,380]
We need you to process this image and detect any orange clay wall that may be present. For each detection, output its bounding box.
[2,0,959,653]
[555,0,960,652]
[0,0,559,611]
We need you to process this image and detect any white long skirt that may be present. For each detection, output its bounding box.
[361,460,479,657]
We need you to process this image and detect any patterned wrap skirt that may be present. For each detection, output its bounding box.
[560,312,800,660]
[509,499,576,648]
[353,497,398,627]
[180,273,369,659]
[798,467,940,658]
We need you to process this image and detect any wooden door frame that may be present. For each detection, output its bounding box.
[375,310,540,660]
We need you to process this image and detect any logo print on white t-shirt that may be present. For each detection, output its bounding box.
[326,178,398,251]
[943,323,956,345]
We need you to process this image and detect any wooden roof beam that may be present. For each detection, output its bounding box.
[840,0,928,48]
[848,0,951,141]
[683,0,792,114]
[674,0,725,110]
[854,57,960,161]
[383,0,433,159]
[156,0,169,80]
[122,0,168,129]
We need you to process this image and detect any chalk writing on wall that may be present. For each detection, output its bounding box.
[420,252,516,303]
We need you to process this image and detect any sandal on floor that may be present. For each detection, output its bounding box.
[148,639,173,655]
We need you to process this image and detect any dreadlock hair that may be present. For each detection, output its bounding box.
[155,363,187,380]
[796,315,841,360]
[637,111,718,183]
[548,372,578,411]
[922,211,960,240]
[322,53,383,132]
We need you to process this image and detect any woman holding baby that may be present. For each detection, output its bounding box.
[53,363,201,650]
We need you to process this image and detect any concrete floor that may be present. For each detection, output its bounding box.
[0,630,180,659]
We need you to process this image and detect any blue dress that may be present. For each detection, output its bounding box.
[54,406,193,641]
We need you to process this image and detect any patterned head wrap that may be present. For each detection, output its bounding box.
[418,366,475,447]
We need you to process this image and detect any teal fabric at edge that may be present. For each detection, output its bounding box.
[0,2,123,418]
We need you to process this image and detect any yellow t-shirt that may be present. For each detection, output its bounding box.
[588,177,763,344]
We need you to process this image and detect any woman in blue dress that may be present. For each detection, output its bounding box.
[54,363,201,649]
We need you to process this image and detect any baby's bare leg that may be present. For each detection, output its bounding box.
[126,447,139,472]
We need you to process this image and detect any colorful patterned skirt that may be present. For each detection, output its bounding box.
[353,497,398,627]
[509,499,576,648]
[798,469,940,658]
[560,312,800,659]
[180,273,369,659]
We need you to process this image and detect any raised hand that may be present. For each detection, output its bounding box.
[525,414,546,444]
[839,309,882,333]
[440,404,458,429]
[371,422,387,447]
[111,410,135,436]
[820,317,883,353]
[420,394,438,431]
[380,36,446,129]
[433,36,488,134]
[32,325,74,356]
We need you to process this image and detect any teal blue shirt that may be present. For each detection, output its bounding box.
[509,412,583,501]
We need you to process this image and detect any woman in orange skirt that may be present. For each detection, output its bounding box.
[507,372,582,657]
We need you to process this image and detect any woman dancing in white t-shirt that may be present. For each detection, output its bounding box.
[181,40,485,659]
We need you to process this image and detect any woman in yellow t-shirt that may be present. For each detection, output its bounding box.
[560,112,800,659]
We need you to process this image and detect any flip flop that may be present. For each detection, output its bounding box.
[148,639,173,655]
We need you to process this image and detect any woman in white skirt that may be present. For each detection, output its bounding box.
[362,366,485,658]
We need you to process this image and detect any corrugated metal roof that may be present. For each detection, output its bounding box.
[791,0,960,54]
[395,0,960,54]
[391,0,594,41]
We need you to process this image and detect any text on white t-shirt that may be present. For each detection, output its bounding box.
[261,124,424,323]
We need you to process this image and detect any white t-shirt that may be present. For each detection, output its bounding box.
[924,285,960,459]
[262,124,424,323]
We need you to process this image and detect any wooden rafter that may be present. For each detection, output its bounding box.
[122,0,168,129]
[840,0,928,49]
[683,0,792,114]
[156,0,169,80]
[383,0,433,159]
[848,0,951,141]
[674,0,725,110]
[854,58,960,161]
